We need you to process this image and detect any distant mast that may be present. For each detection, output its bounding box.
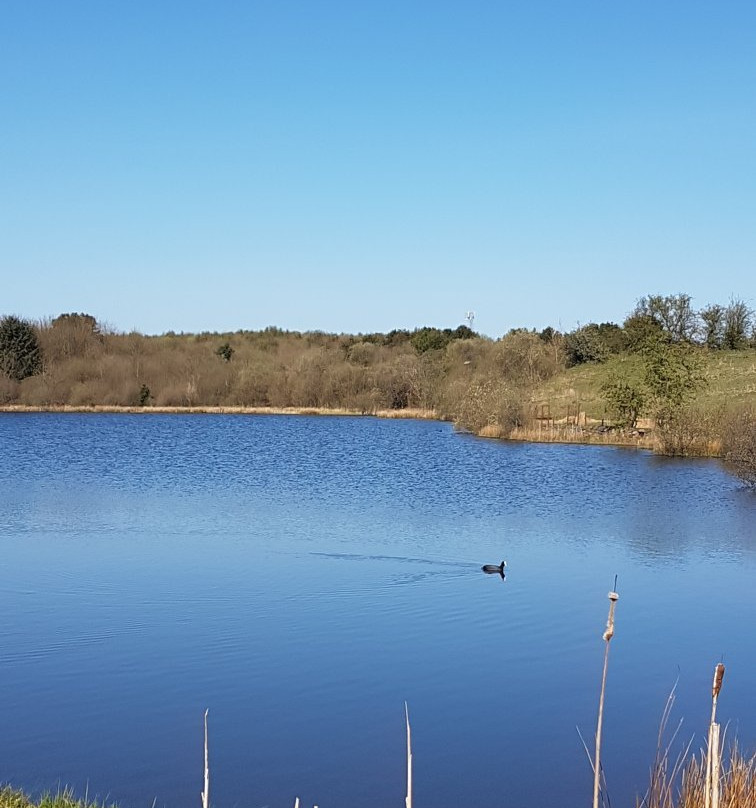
[465,311,475,330]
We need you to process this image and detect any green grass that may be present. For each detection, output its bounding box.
[0,789,117,808]
[534,349,756,422]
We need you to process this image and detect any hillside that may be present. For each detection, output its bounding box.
[533,350,756,423]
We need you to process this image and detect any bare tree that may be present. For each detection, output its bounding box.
[634,294,697,343]
[699,304,725,349]
[722,297,754,350]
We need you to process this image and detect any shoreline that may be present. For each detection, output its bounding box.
[0,403,667,452]
[0,403,440,419]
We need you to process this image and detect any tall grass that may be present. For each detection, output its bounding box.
[634,668,754,808]
[638,731,755,808]
[0,789,116,808]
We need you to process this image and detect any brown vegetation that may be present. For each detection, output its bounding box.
[637,677,755,808]
[720,405,756,488]
[4,319,566,424]
[2,302,755,484]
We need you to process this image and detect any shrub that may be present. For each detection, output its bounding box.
[564,323,620,365]
[216,342,234,362]
[654,404,722,457]
[720,405,756,487]
[643,340,707,417]
[452,377,527,436]
[493,330,562,383]
[347,341,379,366]
[622,313,666,353]
[601,378,645,428]
[0,315,42,380]
[410,327,452,354]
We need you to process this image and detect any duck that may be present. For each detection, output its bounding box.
[481,561,507,575]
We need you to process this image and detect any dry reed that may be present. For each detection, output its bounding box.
[637,671,755,808]
[640,743,756,808]
[508,423,656,450]
[405,702,413,808]
[0,404,440,420]
[593,579,620,808]
[201,709,209,808]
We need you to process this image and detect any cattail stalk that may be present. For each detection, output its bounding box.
[705,663,725,808]
[710,722,721,808]
[593,581,619,808]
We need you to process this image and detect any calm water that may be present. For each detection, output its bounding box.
[1,414,754,808]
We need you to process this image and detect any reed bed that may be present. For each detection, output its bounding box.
[0,404,440,420]
[0,404,367,416]
[503,423,657,450]
[637,663,755,808]
[639,740,755,808]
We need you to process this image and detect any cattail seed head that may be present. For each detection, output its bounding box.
[712,663,725,698]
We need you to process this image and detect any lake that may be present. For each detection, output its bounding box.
[0,413,754,808]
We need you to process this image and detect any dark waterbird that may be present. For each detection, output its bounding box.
[481,561,507,576]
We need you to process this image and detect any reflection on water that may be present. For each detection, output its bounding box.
[0,413,754,808]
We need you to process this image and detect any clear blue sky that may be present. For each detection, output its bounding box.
[2,1,754,337]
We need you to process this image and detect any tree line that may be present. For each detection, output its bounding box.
[562,294,755,365]
[1,293,754,485]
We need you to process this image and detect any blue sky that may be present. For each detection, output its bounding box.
[2,1,754,337]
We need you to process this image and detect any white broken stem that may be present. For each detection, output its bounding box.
[201,708,210,808]
[405,702,413,808]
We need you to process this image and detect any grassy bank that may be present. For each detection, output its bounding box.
[0,790,113,808]
[533,350,756,423]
